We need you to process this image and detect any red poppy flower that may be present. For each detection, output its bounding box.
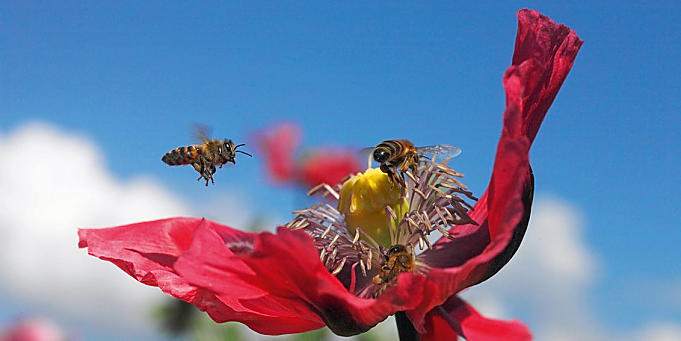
[254,122,302,183]
[78,9,581,340]
[255,122,363,188]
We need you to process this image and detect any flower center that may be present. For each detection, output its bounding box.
[337,167,408,247]
[286,158,478,298]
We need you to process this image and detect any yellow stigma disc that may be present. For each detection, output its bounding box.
[338,168,408,246]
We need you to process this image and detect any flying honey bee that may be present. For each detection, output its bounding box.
[366,139,462,186]
[373,244,415,287]
[162,127,252,186]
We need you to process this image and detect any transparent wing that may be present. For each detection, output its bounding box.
[358,146,375,169]
[359,146,375,156]
[416,144,462,161]
[192,124,212,142]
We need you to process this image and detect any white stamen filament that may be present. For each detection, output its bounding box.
[285,158,477,298]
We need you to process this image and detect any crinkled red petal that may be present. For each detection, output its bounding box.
[254,123,301,183]
[175,224,431,335]
[513,9,583,144]
[401,9,582,331]
[421,296,531,341]
[297,150,362,187]
[79,218,325,335]
[79,217,428,335]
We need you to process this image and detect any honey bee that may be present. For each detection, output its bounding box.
[373,244,415,287]
[162,128,252,186]
[368,139,462,185]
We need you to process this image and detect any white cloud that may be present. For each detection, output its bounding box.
[195,190,285,233]
[636,323,681,341]
[464,197,602,339]
[0,123,191,330]
[463,196,681,341]
[0,122,377,340]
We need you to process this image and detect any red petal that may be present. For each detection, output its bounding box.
[297,150,363,187]
[404,9,581,331]
[513,9,584,144]
[254,123,301,183]
[80,218,423,335]
[173,221,325,334]
[2,318,64,341]
[79,218,325,335]
[176,225,421,335]
[78,217,209,300]
[421,296,531,341]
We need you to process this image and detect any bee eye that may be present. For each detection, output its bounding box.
[373,149,390,163]
[218,146,222,153]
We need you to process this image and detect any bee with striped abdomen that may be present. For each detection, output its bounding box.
[371,244,415,296]
[162,127,252,186]
[368,139,462,186]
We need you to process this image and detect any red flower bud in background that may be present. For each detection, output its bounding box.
[255,122,301,183]
[1,318,64,341]
[255,123,363,188]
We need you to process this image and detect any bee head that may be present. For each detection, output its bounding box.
[221,140,236,161]
[387,244,407,255]
[373,148,390,163]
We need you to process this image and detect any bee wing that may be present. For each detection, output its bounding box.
[358,146,375,169]
[359,146,375,156]
[192,124,212,143]
[416,145,462,161]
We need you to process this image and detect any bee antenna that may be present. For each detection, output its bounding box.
[235,143,246,148]
[421,155,432,161]
[236,150,253,157]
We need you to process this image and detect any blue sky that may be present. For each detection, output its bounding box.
[1,1,680,340]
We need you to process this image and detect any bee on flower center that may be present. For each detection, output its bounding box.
[369,139,462,187]
[372,244,415,287]
[162,127,252,186]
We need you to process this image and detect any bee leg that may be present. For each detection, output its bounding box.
[202,168,212,186]
[192,162,202,173]
[192,156,210,186]
[397,176,406,197]
[382,166,398,185]
[409,162,418,174]
[200,162,217,186]
[380,164,398,184]
[197,171,209,185]
[202,167,213,186]
[192,162,207,184]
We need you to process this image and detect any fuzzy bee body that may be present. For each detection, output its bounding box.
[370,139,462,187]
[372,140,420,180]
[162,136,251,186]
[162,145,206,166]
[372,244,415,296]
